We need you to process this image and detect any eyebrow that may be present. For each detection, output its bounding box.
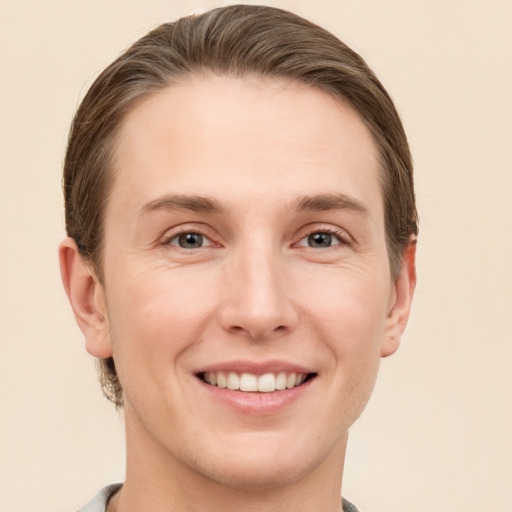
[294,193,368,214]
[140,194,228,216]
[140,192,367,217]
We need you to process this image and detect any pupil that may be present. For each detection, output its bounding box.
[309,233,331,247]
[179,233,203,248]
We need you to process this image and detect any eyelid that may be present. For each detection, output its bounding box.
[294,224,353,247]
[158,222,352,249]
[168,233,212,248]
[161,223,220,248]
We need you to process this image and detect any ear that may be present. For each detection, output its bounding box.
[381,239,417,357]
[59,237,112,358]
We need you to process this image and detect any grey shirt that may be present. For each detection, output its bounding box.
[77,483,360,511]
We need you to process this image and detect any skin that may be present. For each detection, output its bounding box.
[60,75,416,512]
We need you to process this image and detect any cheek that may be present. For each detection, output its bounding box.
[301,267,389,410]
[105,265,219,383]
[315,299,384,427]
[301,265,390,348]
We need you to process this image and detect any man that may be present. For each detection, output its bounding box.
[59,5,417,511]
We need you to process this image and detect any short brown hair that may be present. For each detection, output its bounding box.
[63,4,418,407]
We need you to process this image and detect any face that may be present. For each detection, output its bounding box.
[86,76,414,489]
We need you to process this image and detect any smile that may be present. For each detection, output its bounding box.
[199,371,313,392]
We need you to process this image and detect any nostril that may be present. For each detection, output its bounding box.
[228,324,280,340]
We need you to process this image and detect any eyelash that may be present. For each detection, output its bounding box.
[162,225,352,250]
[163,225,217,249]
[295,226,351,249]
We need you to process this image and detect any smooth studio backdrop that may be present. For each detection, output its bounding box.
[1,1,511,511]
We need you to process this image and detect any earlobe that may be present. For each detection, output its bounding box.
[381,239,417,358]
[59,238,113,358]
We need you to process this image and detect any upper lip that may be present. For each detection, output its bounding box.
[195,359,315,376]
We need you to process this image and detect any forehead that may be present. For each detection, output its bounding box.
[109,75,382,220]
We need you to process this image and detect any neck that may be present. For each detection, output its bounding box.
[113,405,348,512]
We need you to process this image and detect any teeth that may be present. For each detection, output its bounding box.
[286,372,296,389]
[217,372,227,388]
[240,373,258,392]
[202,371,309,392]
[275,372,287,390]
[227,372,240,390]
[258,373,276,393]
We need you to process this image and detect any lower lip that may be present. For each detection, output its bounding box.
[198,377,315,415]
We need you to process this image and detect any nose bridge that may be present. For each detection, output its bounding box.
[220,238,297,339]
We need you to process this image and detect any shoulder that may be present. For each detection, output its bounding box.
[342,497,361,512]
[76,483,122,512]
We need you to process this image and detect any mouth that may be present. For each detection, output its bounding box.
[197,371,316,393]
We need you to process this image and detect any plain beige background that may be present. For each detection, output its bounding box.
[1,1,511,511]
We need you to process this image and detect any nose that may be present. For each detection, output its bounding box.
[217,246,299,341]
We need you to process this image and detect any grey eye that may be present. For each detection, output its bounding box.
[177,232,204,248]
[307,232,334,248]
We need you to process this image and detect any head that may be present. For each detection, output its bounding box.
[60,5,417,487]
[63,5,417,407]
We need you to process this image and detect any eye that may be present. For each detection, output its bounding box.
[168,232,210,249]
[297,230,346,248]
[307,232,338,248]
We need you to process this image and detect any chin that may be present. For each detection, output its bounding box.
[185,429,339,491]
[196,456,311,491]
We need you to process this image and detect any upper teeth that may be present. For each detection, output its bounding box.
[202,371,307,392]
